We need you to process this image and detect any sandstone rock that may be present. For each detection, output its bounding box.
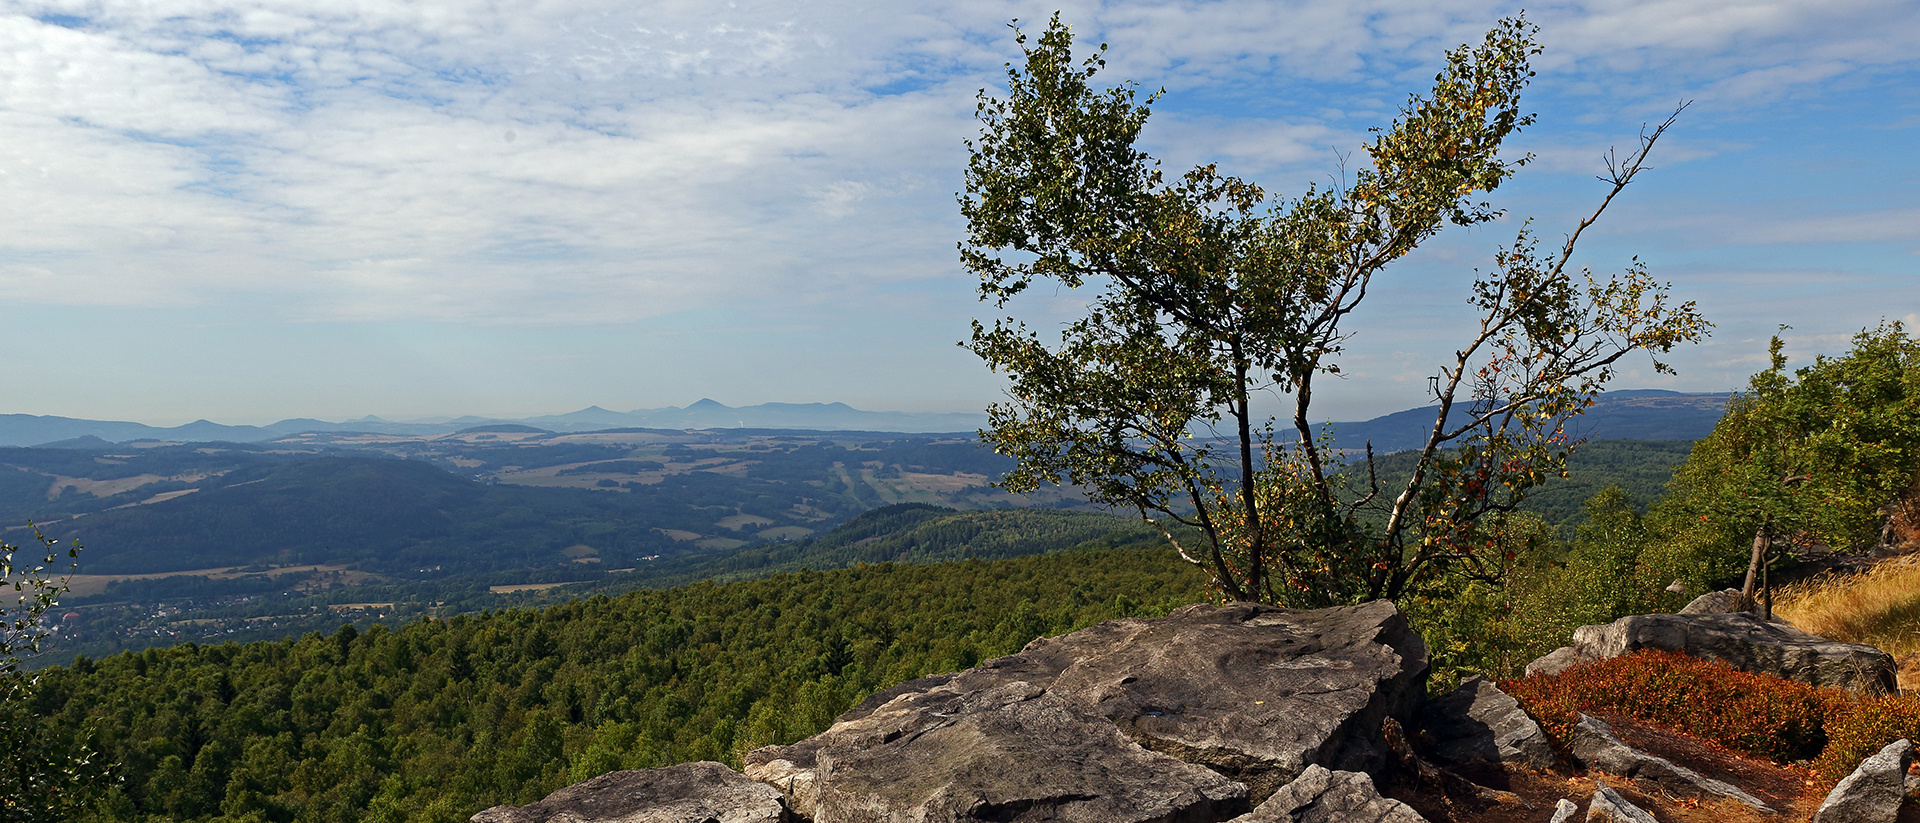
[1584,782,1657,823]
[1568,714,1773,813]
[1225,764,1426,823]
[1570,612,1897,694]
[1813,738,1914,823]
[1548,798,1578,823]
[1524,647,1589,678]
[1679,588,1749,615]
[1420,676,1557,770]
[745,679,1249,823]
[470,761,790,823]
[773,600,1427,804]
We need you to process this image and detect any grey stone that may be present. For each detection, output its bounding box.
[1570,611,1897,694]
[1679,588,1749,615]
[1421,676,1557,770]
[1225,764,1427,823]
[1524,646,1589,678]
[1813,738,1914,823]
[769,600,1428,804]
[744,679,1249,823]
[470,761,790,823]
[1584,782,1657,823]
[1547,798,1578,823]
[1569,714,1773,813]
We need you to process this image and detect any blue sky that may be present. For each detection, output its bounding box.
[0,0,1916,426]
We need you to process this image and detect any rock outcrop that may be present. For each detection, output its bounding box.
[471,761,791,823]
[1419,676,1556,770]
[743,679,1249,823]
[1225,765,1426,823]
[1538,611,1897,693]
[752,601,1429,808]
[1813,738,1914,823]
[1568,714,1772,813]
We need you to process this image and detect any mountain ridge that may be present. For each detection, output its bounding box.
[0,390,1731,447]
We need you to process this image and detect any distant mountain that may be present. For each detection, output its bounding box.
[0,390,1724,448]
[0,400,991,445]
[1326,390,1730,452]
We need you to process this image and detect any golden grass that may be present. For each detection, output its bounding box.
[1775,558,1920,658]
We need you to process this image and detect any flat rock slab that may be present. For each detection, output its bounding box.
[746,680,1248,823]
[1570,612,1897,694]
[1569,714,1773,813]
[815,600,1427,804]
[1225,765,1427,823]
[471,761,790,823]
[1420,676,1556,770]
[1814,738,1913,823]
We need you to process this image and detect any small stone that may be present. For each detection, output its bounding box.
[1547,798,1578,823]
[1678,588,1747,614]
[1584,781,1657,823]
[1226,764,1427,823]
[1813,738,1914,823]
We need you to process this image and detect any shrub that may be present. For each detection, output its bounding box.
[1815,693,1920,780]
[1504,649,1829,761]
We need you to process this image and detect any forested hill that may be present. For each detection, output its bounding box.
[25,545,1210,823]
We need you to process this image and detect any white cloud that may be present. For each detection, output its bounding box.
[0,0,1915,329]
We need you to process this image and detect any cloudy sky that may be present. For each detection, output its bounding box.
[1,0,1916,426]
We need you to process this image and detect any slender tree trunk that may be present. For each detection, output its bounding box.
[1740,522,1769,612]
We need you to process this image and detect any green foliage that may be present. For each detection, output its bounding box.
[3,528,106,823]
[960,14,1706,605]
[1639,323,1920,594]
[29,545,1207,822]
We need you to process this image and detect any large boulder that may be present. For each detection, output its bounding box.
[1813,738,1914,823]
[744,679,1248,823]
[750,600,1428,809]
[1568,714,1772,813]
[1225,765,1427,823]
[1419,676,1556,770]
[1569,612,1897,694]
[470,761,791,823]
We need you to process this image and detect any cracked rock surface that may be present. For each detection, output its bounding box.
[748,601,1428,816]
[470,761,791,823]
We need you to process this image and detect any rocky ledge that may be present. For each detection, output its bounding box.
[476,600,1917,823]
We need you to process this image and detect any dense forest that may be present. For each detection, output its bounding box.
[19,546,1208,822]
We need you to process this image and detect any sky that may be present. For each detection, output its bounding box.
[0,0,1916,427]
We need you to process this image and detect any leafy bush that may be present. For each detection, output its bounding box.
[1815,693,1920,780]
[1504,650,1828,761]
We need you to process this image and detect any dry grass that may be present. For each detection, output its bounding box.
[1775,558,1920,658]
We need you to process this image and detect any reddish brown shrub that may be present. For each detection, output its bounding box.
[1814,693,1920,780]
[1503,649,1828,761]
